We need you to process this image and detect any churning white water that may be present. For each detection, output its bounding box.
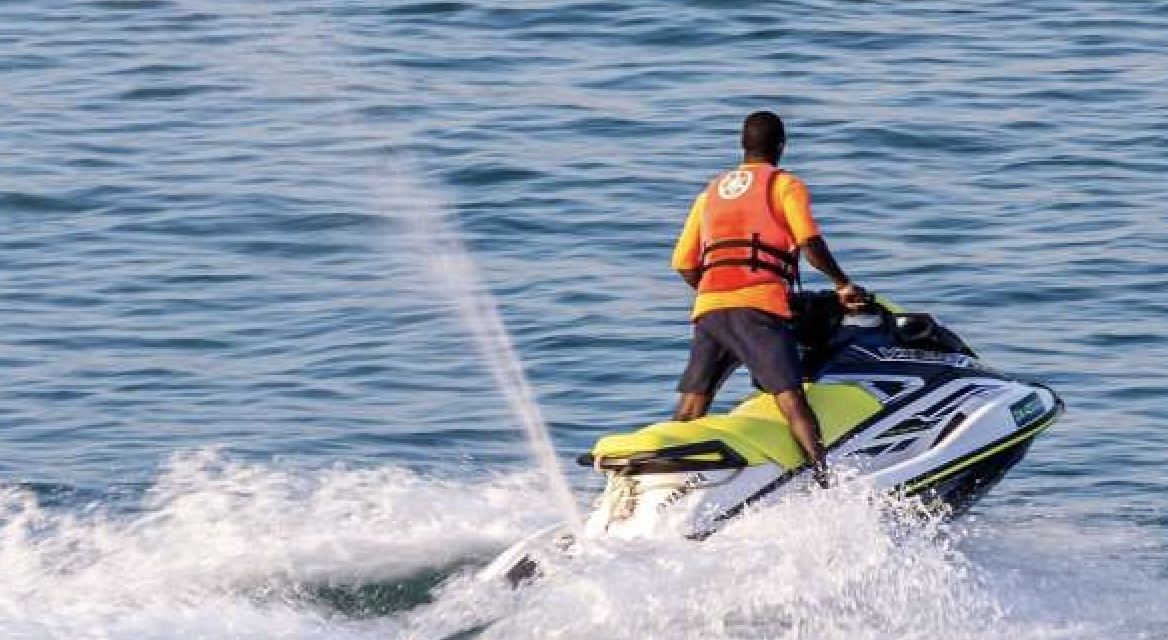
[0,452,556,640]
[3,451,1167,639]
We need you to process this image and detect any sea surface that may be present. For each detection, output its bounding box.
[2,1,1167,638]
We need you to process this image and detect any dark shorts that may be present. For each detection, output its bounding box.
[678,308,802,395]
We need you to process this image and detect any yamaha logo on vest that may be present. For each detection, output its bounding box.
[717,170,753,200]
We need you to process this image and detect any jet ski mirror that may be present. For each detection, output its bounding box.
[893,313,937,342]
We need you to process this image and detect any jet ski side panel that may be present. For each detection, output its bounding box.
[910,433,1035,514]
[831,379,1061,496]
[901,394,1062,497]
[584,464,788,540]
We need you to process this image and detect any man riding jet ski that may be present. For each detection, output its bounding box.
[669,110,870,488]
[481,111,1061,585]
[480,293,1063,585]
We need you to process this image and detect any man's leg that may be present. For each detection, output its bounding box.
[727,309,830,486]
[674,393,713,421]
[774,388,829,482]
[675,313,738,422]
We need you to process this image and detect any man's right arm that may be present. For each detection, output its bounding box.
[672,193,706,290]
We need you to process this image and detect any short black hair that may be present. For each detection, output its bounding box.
[741,111,786,156]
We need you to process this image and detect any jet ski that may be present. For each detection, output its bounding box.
[481,292,1063,585]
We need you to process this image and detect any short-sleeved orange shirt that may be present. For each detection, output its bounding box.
[671,164,821,320]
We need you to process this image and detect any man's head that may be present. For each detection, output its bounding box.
[741,111,786,163]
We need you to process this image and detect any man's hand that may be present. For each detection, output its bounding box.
[836,282,869,312]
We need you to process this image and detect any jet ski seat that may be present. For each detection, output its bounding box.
[591,383,882,471]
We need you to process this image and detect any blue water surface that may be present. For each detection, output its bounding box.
[1,2,1166,639]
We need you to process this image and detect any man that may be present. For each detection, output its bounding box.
[671,110,867,485]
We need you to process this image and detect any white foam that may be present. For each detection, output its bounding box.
[0,451,558,640]
[420,482,1168,640]
[408,482,1010,640]
[3,455,1167,640]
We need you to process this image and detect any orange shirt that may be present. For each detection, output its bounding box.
[671,164,821,320]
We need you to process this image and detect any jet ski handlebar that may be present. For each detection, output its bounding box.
[845,292,879,315]
[791,289,976,358]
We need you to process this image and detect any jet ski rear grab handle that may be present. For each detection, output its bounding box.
[578,440,749,473]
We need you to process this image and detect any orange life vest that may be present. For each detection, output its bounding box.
[698,165,800,294]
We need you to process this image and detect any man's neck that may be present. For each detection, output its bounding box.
[743,153,778,165]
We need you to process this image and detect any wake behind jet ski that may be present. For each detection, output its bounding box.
[480,292,1063,585]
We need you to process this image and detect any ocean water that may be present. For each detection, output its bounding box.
[2,1,1167,638]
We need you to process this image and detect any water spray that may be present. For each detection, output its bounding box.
[180,0,583,531]
[391,169,582,531]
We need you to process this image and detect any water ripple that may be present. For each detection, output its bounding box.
[2,0,1167,635]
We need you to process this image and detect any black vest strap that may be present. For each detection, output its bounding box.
[700,235,799,284]
[701,237,799,267]
[700,259,796,282]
